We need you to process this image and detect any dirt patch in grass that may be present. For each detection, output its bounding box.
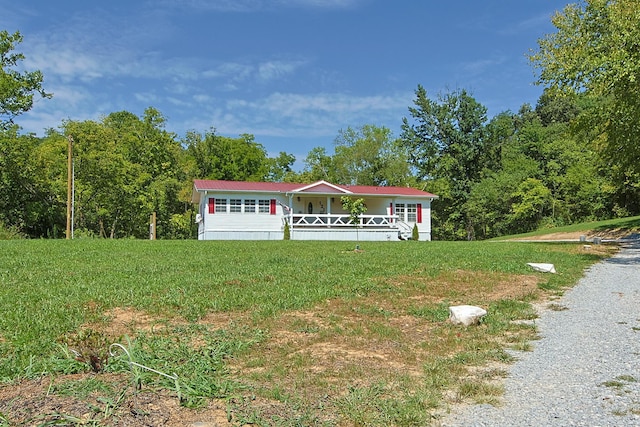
[230,270,543,422]
[0,373,231,426]
[0,270,548,425]
[1,307,234,426]
[198,310,249,330]
[101,307,176,338]
[63,305,181,346]
[397,270,541,303]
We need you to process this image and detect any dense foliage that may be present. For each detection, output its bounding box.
[530,0,640,176]
[0,111,297,239]
[2,0,640,239]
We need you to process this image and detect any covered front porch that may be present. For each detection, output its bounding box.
[285,213,412,241]
[282,188,415,241]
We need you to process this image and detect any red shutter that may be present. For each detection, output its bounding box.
[389,202,394,215]
[208,197,215,214]
[270,199,276,215]
[417,203,422,223]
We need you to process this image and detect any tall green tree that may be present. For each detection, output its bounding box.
[64,119,133,238]
[507,178,552,233]
[401,86,488,183]
[183,129,293,183]
[299,146,337,183]
[299,125,413,187]
[400,86,489,239]
[0,127,65,237]
[333,125,412,186]
[1,30,51,129]
[265,151,297,182]
[104,108,188,238]
[529,0,640,173]
[63,109,191,238]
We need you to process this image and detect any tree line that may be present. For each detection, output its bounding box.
[2,0,639,240]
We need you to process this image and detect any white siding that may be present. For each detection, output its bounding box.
[199,193,287,239]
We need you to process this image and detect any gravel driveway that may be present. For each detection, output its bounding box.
[442,238,640,426]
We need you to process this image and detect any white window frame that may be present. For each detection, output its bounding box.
[215,198,227,214]
[229,199,242,213]
[258,199,270,214]
[407,203,417,222]
[244,199,256,213]
[395,203,417,222]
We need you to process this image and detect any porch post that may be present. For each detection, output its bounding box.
[390,201,394,223]
[288,194,294,229]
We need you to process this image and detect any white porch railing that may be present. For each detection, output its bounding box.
[287,214,399,228]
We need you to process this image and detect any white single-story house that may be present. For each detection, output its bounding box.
[191,179,437,241]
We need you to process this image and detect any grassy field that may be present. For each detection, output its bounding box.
[0,239,614,425]
[493,215,640,240]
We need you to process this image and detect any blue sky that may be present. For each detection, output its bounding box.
[3,0,569,165]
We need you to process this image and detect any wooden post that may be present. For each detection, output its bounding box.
[150,212,156,240]
[66,136,73,239]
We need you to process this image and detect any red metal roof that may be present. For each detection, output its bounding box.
[193,180,437,198]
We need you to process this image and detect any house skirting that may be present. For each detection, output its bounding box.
[198,228,432,241]
[291,229,395,241]
[198,230,284,240]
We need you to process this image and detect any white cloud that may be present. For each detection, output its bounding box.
[44,85,90,106]
[202,62,254,81]
[24,44,103,82]
[167,97,192,107]
[19,5,181,83]
[193,94,214,103]
[201,59,306,85]
[193,91,411,139]
[257,60,307,82]
[135,92,160,104]
[462,55,507,75]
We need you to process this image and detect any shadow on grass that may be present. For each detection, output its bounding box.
[593,217,640,232]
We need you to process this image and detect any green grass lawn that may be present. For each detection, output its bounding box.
[492,215,640,240]
[0,239,613,425]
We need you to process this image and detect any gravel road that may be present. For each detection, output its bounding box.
[442,238,640,427]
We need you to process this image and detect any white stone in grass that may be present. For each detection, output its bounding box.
[448,305,487,326]
[527,262,557,273]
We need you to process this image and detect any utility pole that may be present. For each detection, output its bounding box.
[66,135,73,239]
[150,212,156,240]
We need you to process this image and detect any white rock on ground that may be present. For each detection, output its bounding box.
[527,262,557,273]
[448,305,487,326]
